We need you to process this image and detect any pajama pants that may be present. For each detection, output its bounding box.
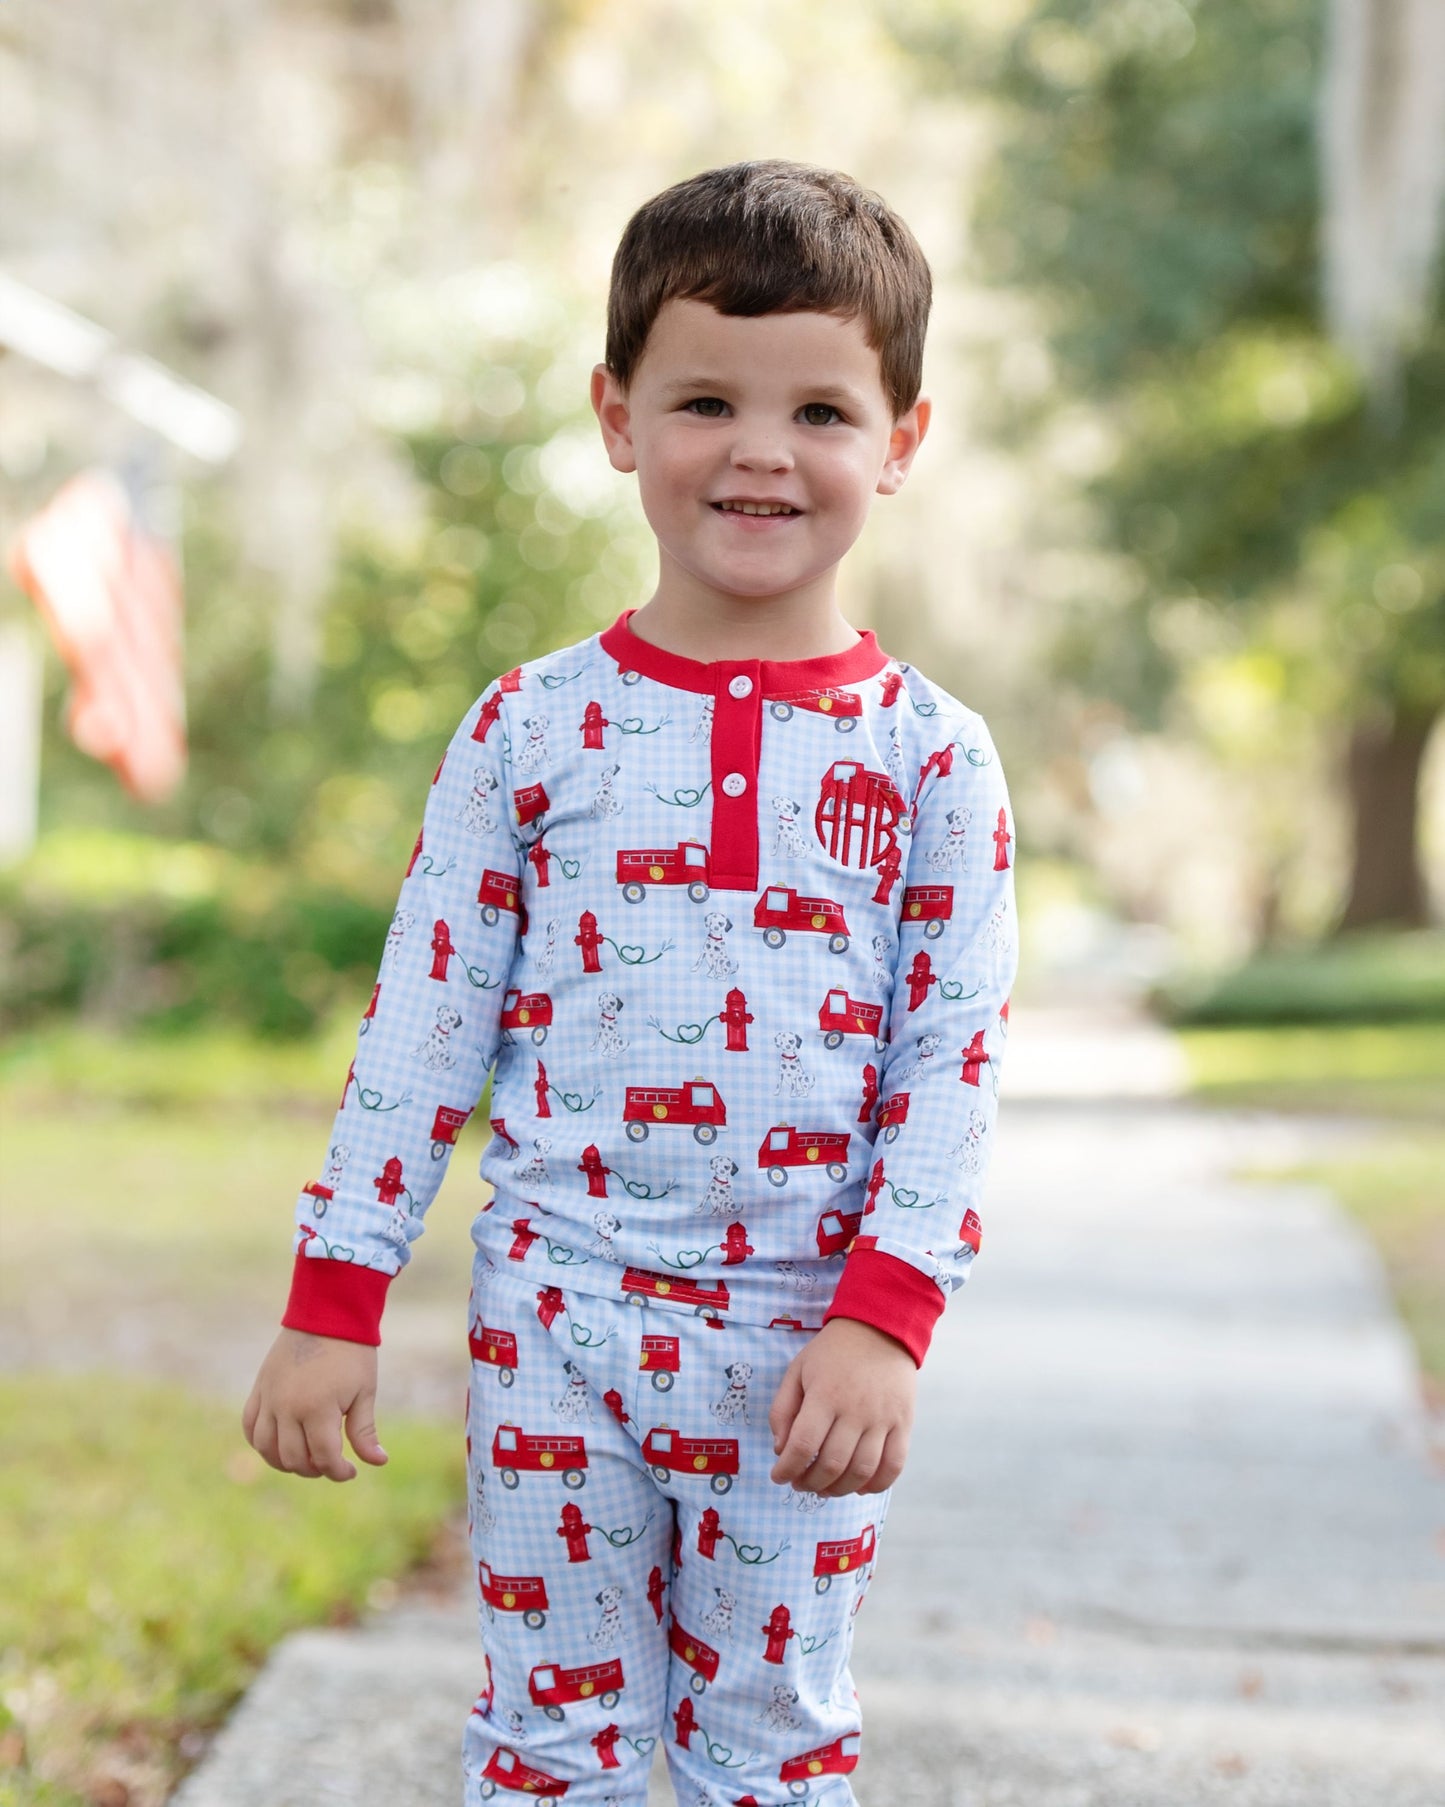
[461,1253,892,1807]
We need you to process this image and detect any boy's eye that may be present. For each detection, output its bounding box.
[802,403,842,426]
[682,398,843,425]
[685,397,727,417]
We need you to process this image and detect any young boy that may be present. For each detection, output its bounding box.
[244,159,1019,1807]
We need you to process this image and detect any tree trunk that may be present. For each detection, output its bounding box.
[1334,702,1438,931]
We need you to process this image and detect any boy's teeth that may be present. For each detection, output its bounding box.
[719,502,796,515]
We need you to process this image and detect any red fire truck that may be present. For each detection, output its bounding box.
[491,1424,588,1490]
[477,1562,549,1628]
[478,869,526,928]
[623,1079,726,1144]
[876,1092,910,1143]
[812,1525,876,1593]
[768,687,862,730]
[780,1732,860,1794]
[961,1206,982,1255]
[900,884,953,939]
[501,989,553,1046]
[754,887,850,953]
[616,841,710,904]
[478,1745,570,1802]
[469,1321,519,1386]
[639,1332,680,1391]
[621,1268,731,1319]
[513,782,548,827]
[668,1619,721,1693]
[815,1206,863,1258]
[759,1126,851,1187]
[817,988,887,1050]
[528,1657,624,1719]
[642,1426,739,1493]
[430,1103,473,1160]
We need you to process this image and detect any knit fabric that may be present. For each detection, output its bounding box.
[283,610,1019,1366]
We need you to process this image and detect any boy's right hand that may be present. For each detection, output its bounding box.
[242,1328,390,1483]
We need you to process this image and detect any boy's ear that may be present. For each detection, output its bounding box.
[876,395,932,497]
[591,363,638,475]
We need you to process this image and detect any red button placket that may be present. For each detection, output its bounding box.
[708,663,763,891]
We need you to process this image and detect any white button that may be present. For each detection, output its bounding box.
[721,772,747,798]
[727,675,753,699]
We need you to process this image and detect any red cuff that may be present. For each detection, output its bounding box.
[281,1251,393,1346]
[822,1247,945,1368]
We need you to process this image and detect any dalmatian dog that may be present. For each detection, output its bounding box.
[589,1208,622,1260]
[870,931,894,993]
[472,1467,497,1535]
[499,1707,528,1746]
[693,911,737,978]
[696,1154,740,1218]
[709,1360,753,1426]
[591,990,629,1057]
[312,1143,350,1214]
[982,896,1014,954]
[534,916,561,976]
[458,765,500,836]
[516,1136,551,1187]
[700,1585,736,1642]
[515,712,550,774]
[773,1260,820,1295]
[789,1483,826,1515]
[951,1107,989,1172]
[895,1030,943,1084]
[553,1357,594,1423]
[384,908,415,971]
[773,1029,815,1098]
[691,696,714,744]
[589,761,623,819]
[925,804,971,873]
[413,1003,463,1070]
[589,1583,625,1650]
[379,1209,421,1255]
[771,795,810,858]
[757,1683,803,1731]
[886,722,907,793]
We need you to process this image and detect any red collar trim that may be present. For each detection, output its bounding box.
[600,609,889,696]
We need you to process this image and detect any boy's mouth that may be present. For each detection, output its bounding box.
[710,500,803,520]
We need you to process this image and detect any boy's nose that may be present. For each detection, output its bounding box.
[727,435,795,472]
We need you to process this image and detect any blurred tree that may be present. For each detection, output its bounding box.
[892,0,1445,932]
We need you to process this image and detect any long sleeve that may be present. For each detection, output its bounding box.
[822,711,1019,1366]
[281,683,526,1345]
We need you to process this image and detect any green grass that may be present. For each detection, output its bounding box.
[1151,926,1445,1025]
[0,1375,464,1807]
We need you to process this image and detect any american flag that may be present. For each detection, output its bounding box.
[6,466,186,803]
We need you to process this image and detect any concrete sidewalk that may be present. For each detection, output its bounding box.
[169,1003,1445,1805]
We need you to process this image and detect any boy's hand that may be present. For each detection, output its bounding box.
[242,1328,390,1483]
[769,1317,916,1497]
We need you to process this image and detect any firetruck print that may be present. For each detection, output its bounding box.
[528,1657,624,1719]
[491,1423,588,1489]
[639,1331,680,1389]
[753,887,850,953]
[876,1092,910,1142]
[477,868,525,927]
[621,1267,731,1319]
[429,1103,473,1159]
[759,1126,851,1187]
[623,1080,726,1144]
[815,760,903,870]
[643,1425,740,1492]
[616,841,710,903]
[812,1525,876,1592]
[477,1745,570,1802]
[669,1618,722,1691]
[815,1206,863,1258]
[469,1321,519,1385]
[500,989,553,1046]
[478,1562,549,1628]
[817,988,887,1050]
[768,686,862,729]
[900,883,953,938]
[780,1731,860,1794]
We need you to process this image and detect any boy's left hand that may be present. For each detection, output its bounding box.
[769,1317,916,1497]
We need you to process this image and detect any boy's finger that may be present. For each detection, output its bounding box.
[304,1416,358,1483]
[768,1364,804,1450]
[771,1404,833,1484]
[857,1424,908,1494]
[250,1405,280,1471]
[817,1427,886,1497]
[345,1399,390,1466]
[277,1417,321,1479]
[795,1421,858,1494]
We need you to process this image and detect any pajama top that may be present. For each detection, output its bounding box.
[282,609,1019,1366]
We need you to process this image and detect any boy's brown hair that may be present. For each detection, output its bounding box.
[605,159,933,423]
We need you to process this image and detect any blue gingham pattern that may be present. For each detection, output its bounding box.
[292,626,1018,1337]
[462,1256,889,1807]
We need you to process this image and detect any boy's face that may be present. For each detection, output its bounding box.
[591,298,929,611]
